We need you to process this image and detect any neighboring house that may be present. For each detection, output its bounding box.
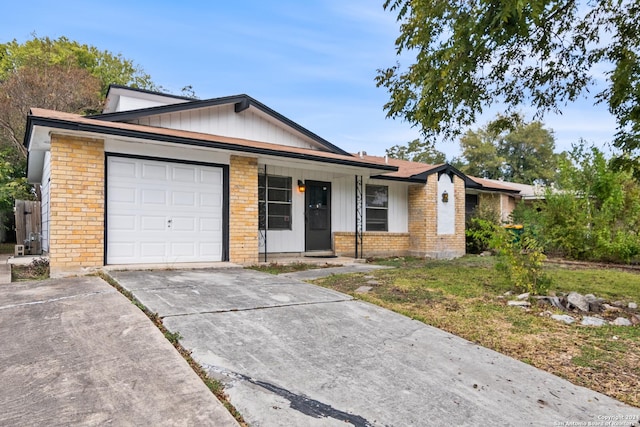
[466,177,544,223]
[24,86,526,277]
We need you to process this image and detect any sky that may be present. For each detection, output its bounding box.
[1,0,618,160]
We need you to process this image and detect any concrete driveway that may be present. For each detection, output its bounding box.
[0,276,238,427]
[109,268,640,427]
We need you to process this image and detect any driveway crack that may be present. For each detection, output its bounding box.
[161,298,353,318]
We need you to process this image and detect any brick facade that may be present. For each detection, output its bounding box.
[49,134,105,277]
[228,155,259,264]
[333,232,410,258]
[407,175,466,259]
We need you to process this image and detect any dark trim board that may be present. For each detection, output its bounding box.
[25,116,397,172]
[103,152,230,265]
[89,92,352,156]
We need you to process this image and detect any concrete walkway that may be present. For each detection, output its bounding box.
[108,267,640,427]
[0,276,239,427]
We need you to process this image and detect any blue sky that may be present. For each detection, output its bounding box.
[1,0,617,159]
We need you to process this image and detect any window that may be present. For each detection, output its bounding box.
[366,185,388,231]
[259,175,292,230]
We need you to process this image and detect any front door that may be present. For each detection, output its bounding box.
[305,181,331,252]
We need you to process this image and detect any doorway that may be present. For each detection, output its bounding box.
[305,181,331,252]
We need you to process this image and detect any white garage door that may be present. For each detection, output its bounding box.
[107,156,224,264]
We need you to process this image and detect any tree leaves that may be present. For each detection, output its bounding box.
[377,0,638,157]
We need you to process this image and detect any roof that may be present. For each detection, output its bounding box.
[92,89,351,156]
[360,154,534,196]
[467,177,522,194]
[360,154,467,183]
[24,108,397,183]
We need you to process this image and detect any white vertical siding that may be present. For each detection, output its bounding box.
[437,174,456,235]
[132,105,323,151]
[41,152,51,252]
[364,179,408,233]
[332,176,356,232]
[258,170,410,254]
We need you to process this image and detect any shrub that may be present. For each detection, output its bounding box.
[465,203,501,254]
[491,228,551,295]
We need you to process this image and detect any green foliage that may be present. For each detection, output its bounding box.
[491,228,551,295]
[376,0,640,163]
[465,203,500,254]
[385,138,446,164]
[518,145,640,263]
[455,114,557,184]
[0,35,156,96]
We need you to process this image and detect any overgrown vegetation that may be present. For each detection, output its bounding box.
[11,258,49,281]
[491,228,551,295]
[314,256,640,407]
[465,203,501,254]
[513,145,640,264]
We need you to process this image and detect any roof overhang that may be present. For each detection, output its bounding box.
[24,110,397,184]
[91,93,351,156]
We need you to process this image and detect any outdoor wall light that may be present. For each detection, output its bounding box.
[442,190,449,203]
[298,180,306,193]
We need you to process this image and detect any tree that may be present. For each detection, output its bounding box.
[0,64,101,157]
[376,1,640,159]
[386,138,447,164]
[0,35,159,159]
[0,36,160,235]
[456,116,557,184]
[0,35,156,96]
[457,128,504,180]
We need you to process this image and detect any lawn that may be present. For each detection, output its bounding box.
[312,256,640,407]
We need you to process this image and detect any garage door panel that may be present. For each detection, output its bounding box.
[141,189,167,205]
[140,242,167,257]
[199,242,222,258]
[109,186,137,204]
[172,166,197,182]
[171,217,196,232]
[142,163,168,180]
[107,157,224,264]
[141,216,166,231]
[172,191,196,206]
[200,218,221,232]
[201,169,222,185]
[110,215,136,231]
[200,192,222,207]
[109,159,137,178]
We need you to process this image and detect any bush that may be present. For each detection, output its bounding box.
[465,204,501,254]
[491,228,551,295]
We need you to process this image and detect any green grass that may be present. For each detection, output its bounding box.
[313,255,640,407]
[248,261,341,275]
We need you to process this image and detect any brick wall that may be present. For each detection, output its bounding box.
[49,134,105,277]
[229,155,258,264]
[333,232,410,258]
[408,175,466,259]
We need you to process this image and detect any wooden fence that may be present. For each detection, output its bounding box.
[15,200,42,255]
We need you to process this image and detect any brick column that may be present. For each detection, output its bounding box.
[229,155,258,264]
[49,134,105,277]
[408,175,466,259]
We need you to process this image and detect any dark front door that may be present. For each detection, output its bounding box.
[305,181,331,251]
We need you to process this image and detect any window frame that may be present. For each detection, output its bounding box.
[258,174,293,230]
[365,184,389,232]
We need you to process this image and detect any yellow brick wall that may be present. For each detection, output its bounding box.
[408,174,466,259]
[229,155,258,264]
[49,134,105,277]
[333,232,410,258]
